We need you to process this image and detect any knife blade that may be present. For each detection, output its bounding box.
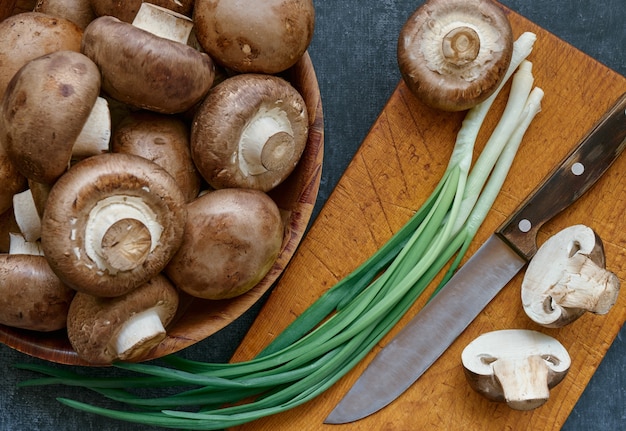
[325,92,626,424]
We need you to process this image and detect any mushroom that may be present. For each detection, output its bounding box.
[0,132,27,215]
[89,0,195,23]
[191,73,309,192]
[41,153,187,297]
[0,12,83,99]
[12,189,42,243]
[1,50,110,184]
[0,254,75,332]
[461,329,571,410]
[0,207,19,253]
[81,3,215,114]
[397,0,513,111]
[34,0,97,29]
[521,224,620,328]
[165,188,284,300]
[66,274,179,365]
[111,111,202,202]
[193,0,315,74]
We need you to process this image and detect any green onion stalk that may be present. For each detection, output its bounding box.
[16,32,544,430]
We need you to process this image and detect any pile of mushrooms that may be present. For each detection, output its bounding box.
[0,0,315,364]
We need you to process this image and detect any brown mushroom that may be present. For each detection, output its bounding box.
[193,0,315,74]
[0,12,83,99]
[521,225,620,328]
[0,207,19,253]
[462,329,571,410]
[34,0,97,29]
[191,74,309,192]
[0,132,27,215]
[66,274,179,364]
[397,0,513,111]
[89,0,194,23]
[112,111,202,202]
[81,4,214,114]
[165,188,284,300]
[1,50,110,184]
[0,254,75,332]
[41,153,187,297]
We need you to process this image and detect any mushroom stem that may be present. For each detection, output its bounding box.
[131,2,193,44]
[239,106,296,176]
[442,26,480,65]
[491,355,551,410]
[13,188,42,242]
[9,232,44,256]
[71,97,112,160]
[113,308,167,361]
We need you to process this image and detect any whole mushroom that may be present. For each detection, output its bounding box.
[41,153,187,297]
[165,188,284,300]
[66,274,179,364]
[462,329,571,410]
[397,0,513,111]
[191,73,309,192]
[521,224,620,328]
[34,0,97,29]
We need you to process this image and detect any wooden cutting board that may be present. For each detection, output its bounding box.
[229,6,626,431]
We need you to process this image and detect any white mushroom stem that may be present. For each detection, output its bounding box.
[9,232,44,256]
[71,96,111,160]
[491,355,551,411]
[83,195,163,274]
[13,188,42,242]
[132,2,193,44]
[239,106,296,176]
[114,308,166,361]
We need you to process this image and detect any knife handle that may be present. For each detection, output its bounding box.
[497,92,626,260]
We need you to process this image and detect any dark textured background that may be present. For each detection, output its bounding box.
[1,1,624,429]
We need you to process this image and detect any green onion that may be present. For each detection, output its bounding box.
[15,32,543,430]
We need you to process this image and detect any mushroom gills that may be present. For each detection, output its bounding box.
[113,307,167,361]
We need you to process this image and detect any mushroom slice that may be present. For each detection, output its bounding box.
[522,224,620,328]
[41,153,187,297]
[81,7,215,114]
[1,50,107,184]
[462,329,571,410]
[66,274,179,365]
[0,254,75,332]
[165,188,284,300]
[397,0,513,111]
[191,74,309,192]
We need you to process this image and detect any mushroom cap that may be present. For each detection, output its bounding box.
[462,329,570,410]
[34,0,97,29]
[81,15,215,114]
[397,0,513,111]
[0,207,20,253]
[0,133,28,215]
[0,254,75,332]
[165,188,284,300]
[193,0,315,74]
[0,12,83,99]
[41,153,187,297]
[89,0,195,22]
[1,50,102,184]
[521,224,620,328]
[112,111,201,202]
[191,73,309,192]
[66,274,179,364]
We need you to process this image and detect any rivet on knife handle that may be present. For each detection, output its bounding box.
[499,92,626,260]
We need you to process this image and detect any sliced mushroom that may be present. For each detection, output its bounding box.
[522,224,620,328]
[41,153,187,297]
[112,111,201,202]
[193,0,315,74]
[191,74,309,192]
[66,274,179,364]
[397,0,513,111]
[165,188,284,300]
[0,254,75,332]
[0,12,83,99]
[34,0,97,29]
[1,50,109,184]
[462,329,571,410]
[81,4,214,114]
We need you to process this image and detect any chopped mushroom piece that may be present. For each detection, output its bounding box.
[66,274,179,364]
[522,224,620,328]
[397,0,513,111]
[462,329,571,410]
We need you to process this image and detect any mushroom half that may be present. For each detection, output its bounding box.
[521,224,620,328]
[397,0,513,111]
[461,329,571,410]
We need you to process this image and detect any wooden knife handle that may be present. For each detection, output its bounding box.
[497,92,626,260]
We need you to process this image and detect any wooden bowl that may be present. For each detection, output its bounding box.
[0,4,324,365]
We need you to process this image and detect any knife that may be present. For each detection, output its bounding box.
[325,92,626,424]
